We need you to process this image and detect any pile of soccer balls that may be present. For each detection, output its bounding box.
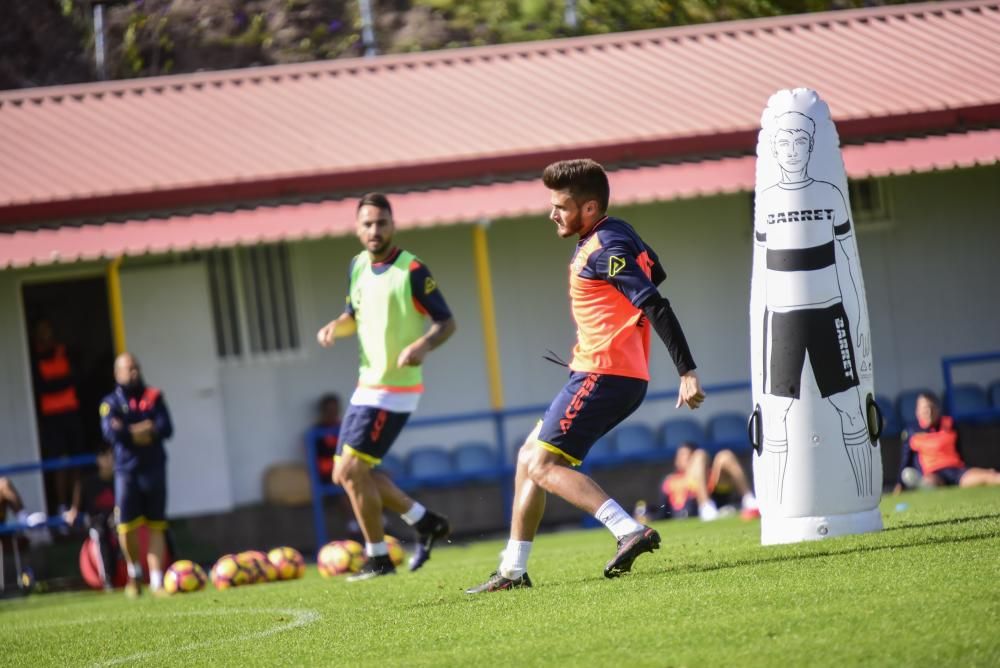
[162,546,307,594]
[209,547,306,590]
[163,537,405,593]
[317,535,405,577]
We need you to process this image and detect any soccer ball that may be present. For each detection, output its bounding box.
[235,551,269,584]
[242,550,279,583]
[317,540,364,577]
[267,546,306,580]
[210,554,254,590]
[164,560,207,594]
[385,535,406,567]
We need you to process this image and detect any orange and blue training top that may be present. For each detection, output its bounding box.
[568,216,694,381]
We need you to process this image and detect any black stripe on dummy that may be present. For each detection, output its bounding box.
[766,241,835,272]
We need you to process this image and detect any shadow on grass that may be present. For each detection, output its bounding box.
[882,511,1000,532]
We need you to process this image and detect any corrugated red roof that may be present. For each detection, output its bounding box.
[1,0,998,226]
[3,128,996,269]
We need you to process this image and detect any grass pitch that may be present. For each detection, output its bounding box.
[3,487,999,667]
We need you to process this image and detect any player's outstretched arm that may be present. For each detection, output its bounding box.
[397,317,456,367]
[316,312,357,347]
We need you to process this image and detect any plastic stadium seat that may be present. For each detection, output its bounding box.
[950,383,990,415]
[896,388,935,429]
[587,436,616,462]
[658,418,706,452]
[614,424,659,457]
[707,412,751,454]
[990,381,1000,409]
[406,448,454,479]
[378,454,406,479]
[874,394,901,438]
[453,442,498,474]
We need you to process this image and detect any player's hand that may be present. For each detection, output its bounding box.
[316,322,337,348]
[397,340,430,367]
[676,371,706,410]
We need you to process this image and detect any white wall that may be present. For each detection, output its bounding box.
[0,272,45,513]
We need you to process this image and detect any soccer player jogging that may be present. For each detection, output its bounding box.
[467,159,705,594]
[317,193,457,581]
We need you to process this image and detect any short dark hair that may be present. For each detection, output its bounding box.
[317,393,340,412]
[357,192,392,216]
[542,159,610,213]
[917,391,939,406]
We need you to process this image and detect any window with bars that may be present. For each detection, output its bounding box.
[848,178,891,226]
[206,244,300,358]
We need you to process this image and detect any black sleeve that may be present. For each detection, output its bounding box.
[409,262,453,323]
[640,294,696,376]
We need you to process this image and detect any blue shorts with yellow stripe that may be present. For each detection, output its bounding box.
[536,371,647,466]
[336,405,410,466]
[115,468,168,534]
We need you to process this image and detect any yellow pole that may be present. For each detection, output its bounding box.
[472,222,504,410]
[106,256,127,355]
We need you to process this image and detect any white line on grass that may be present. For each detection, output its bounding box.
[91,607,322,667]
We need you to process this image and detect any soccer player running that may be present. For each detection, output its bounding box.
[467,159,705,594]
[317,193,456,581]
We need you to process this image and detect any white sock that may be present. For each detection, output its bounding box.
[498,540,532,579]
[742,492,758,510]
[401,502,427,526]
[149,569,163,591]
[126,562,142,580]
[699,499,719,521]
[365,541,389,557]
[595,499,644,539]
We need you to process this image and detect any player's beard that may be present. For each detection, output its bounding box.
[367,236,391,257]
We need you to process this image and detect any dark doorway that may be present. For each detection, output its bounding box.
[22,276,115,514]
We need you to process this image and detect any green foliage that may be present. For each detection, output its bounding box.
[120,12,175,76]
[2,487,998,666]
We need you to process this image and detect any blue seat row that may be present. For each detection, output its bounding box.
[378,441,505,488]
[877,381,1000,437]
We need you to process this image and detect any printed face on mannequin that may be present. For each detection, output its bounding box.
[772,129,813,173]
[356,204,395,259]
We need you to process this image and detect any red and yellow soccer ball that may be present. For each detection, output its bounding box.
[267,546,306,580]
[242,550,279,583]
[234,551,269,584]
[385,535,406,567]
[210,554,254,590]
[317,540,364,577]
[164,560,207,594]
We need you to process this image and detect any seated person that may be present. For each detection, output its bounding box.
[304,393,341,481]
[895,392,1000,492]
[63,446,118,590]
[660,443,759,521]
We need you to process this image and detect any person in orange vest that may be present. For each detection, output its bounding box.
[895,392,1000,491]
[31,317,87,513]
